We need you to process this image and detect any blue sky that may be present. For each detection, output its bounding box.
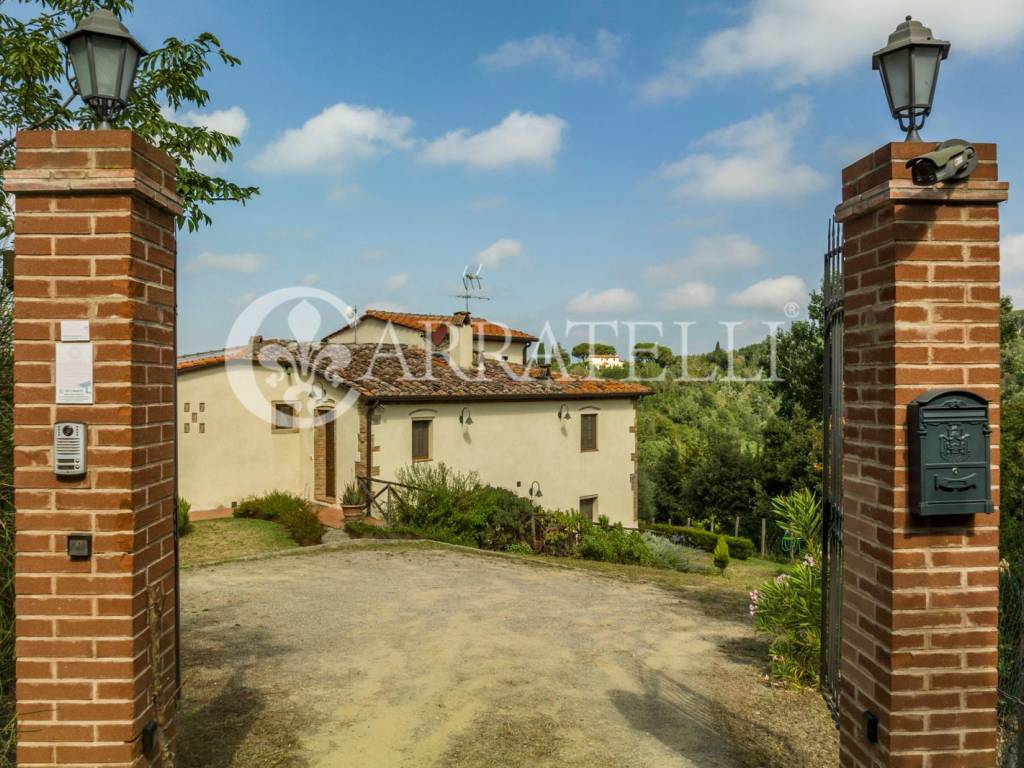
[120,0,1024,355]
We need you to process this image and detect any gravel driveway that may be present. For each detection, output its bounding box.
[177,544,836,768]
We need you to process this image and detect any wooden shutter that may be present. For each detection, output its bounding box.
[581,413,598,451]
[412,420,431,461]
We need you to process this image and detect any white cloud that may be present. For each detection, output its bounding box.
[728,275,808,311]
[657,282,717,310]
[385,272,409,291]
[476,239,523,269]
[185,251,265,275]
[360,248,387,262]
[420,111,567,170]
[641,1,1024,100]
[662,97,826,201]
[177,105,249,138]
[645,235,765,282]
[301,273,320,286]
[566,288,639,314]
[253,103,414,172]
[1002,234,1024,272]
[328,184,363,205]
[480,29,622,80]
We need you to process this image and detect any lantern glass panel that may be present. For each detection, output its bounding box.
[881,47,910,112]
[118,45,140,101]
[91,35,126,99]
[66,36,94,97]
[911,47,941,109]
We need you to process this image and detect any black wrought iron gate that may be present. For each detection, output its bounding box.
[820,217,844,727]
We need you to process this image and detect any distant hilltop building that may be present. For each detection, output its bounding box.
[588,353,623,370]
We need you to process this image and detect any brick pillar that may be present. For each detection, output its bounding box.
[6,131,181,767]
[836,143,1007,768]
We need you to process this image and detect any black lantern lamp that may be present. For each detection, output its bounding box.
[60,9,147,129]
[458,407,474,427]
[872,16,950,141]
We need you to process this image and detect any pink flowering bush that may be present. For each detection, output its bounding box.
[750,490,823,687]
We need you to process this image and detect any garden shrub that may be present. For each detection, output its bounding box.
[750,489,824,686]
[278,504,326,546]
[233,490,324,546]
[642,521,754,559]
[750,556,822,687]
[233,490,309,521]
[575,517,655,567]
[713,536,730,574]
[177,497,192,537]
[641,532,690,572]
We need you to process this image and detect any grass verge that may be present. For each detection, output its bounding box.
[180,519,297,568]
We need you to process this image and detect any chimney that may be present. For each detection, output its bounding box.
[448,321,475,370]
[536,363,551,380]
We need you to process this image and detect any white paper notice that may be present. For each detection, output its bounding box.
[56,342,94,404]
[60,320,90,342]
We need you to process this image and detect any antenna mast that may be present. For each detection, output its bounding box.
[453,264,491,314]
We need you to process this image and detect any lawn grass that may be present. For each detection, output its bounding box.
[180,518,297,568]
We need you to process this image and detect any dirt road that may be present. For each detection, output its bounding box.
[177,544,835,768]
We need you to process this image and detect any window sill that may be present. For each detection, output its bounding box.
[272,428,299,434]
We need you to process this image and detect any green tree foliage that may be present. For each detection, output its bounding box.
[0,0,259,238]
[713,535,730,574]
[1000,297,1024,572]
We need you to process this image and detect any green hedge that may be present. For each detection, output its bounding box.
[642,522,754,560]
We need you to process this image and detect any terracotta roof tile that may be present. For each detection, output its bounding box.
[179,341,650,401]
[326,309,539,343]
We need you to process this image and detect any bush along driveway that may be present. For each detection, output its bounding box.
[177,544,837,768]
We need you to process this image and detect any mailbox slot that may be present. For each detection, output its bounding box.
[908,390,992,517]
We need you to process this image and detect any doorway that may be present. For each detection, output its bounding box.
[315,410,336,501]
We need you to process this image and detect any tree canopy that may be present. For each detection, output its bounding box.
[0,0,259,239]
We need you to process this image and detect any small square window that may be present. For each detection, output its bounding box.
[199,402,206,412]
[272,402,298,432]
[199,423,206,434]
[412,420,432,462]
[184,423,190,434]
[184,402,190,413]
[192,412,198,423]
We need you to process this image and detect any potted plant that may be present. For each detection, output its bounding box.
[341,481,367,520]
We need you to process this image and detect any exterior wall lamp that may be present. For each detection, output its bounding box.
[872,16,949,141]
[528,481,543,499]
[61,9,147,128]
[557,404,571,421]
[458,407,474,426]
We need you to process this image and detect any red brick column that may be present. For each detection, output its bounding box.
[836,143,1007,768]
[6,131,181,767]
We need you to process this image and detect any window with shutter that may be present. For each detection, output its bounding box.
[580,413,598,451]
[272,402,298,432]
[412,420,432,461]
[580,496,598,522]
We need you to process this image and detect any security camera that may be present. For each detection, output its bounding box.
[906,139,977,186]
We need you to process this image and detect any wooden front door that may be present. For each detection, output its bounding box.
[315,411,336,500]
[324,418,336,498]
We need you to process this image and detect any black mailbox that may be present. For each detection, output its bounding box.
[908,390,993,517]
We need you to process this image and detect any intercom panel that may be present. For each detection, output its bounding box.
[54,422,87,477]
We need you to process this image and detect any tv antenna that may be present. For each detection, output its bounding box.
[452,264,491,314]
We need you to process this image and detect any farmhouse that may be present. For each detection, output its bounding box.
[176,311,648,526]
